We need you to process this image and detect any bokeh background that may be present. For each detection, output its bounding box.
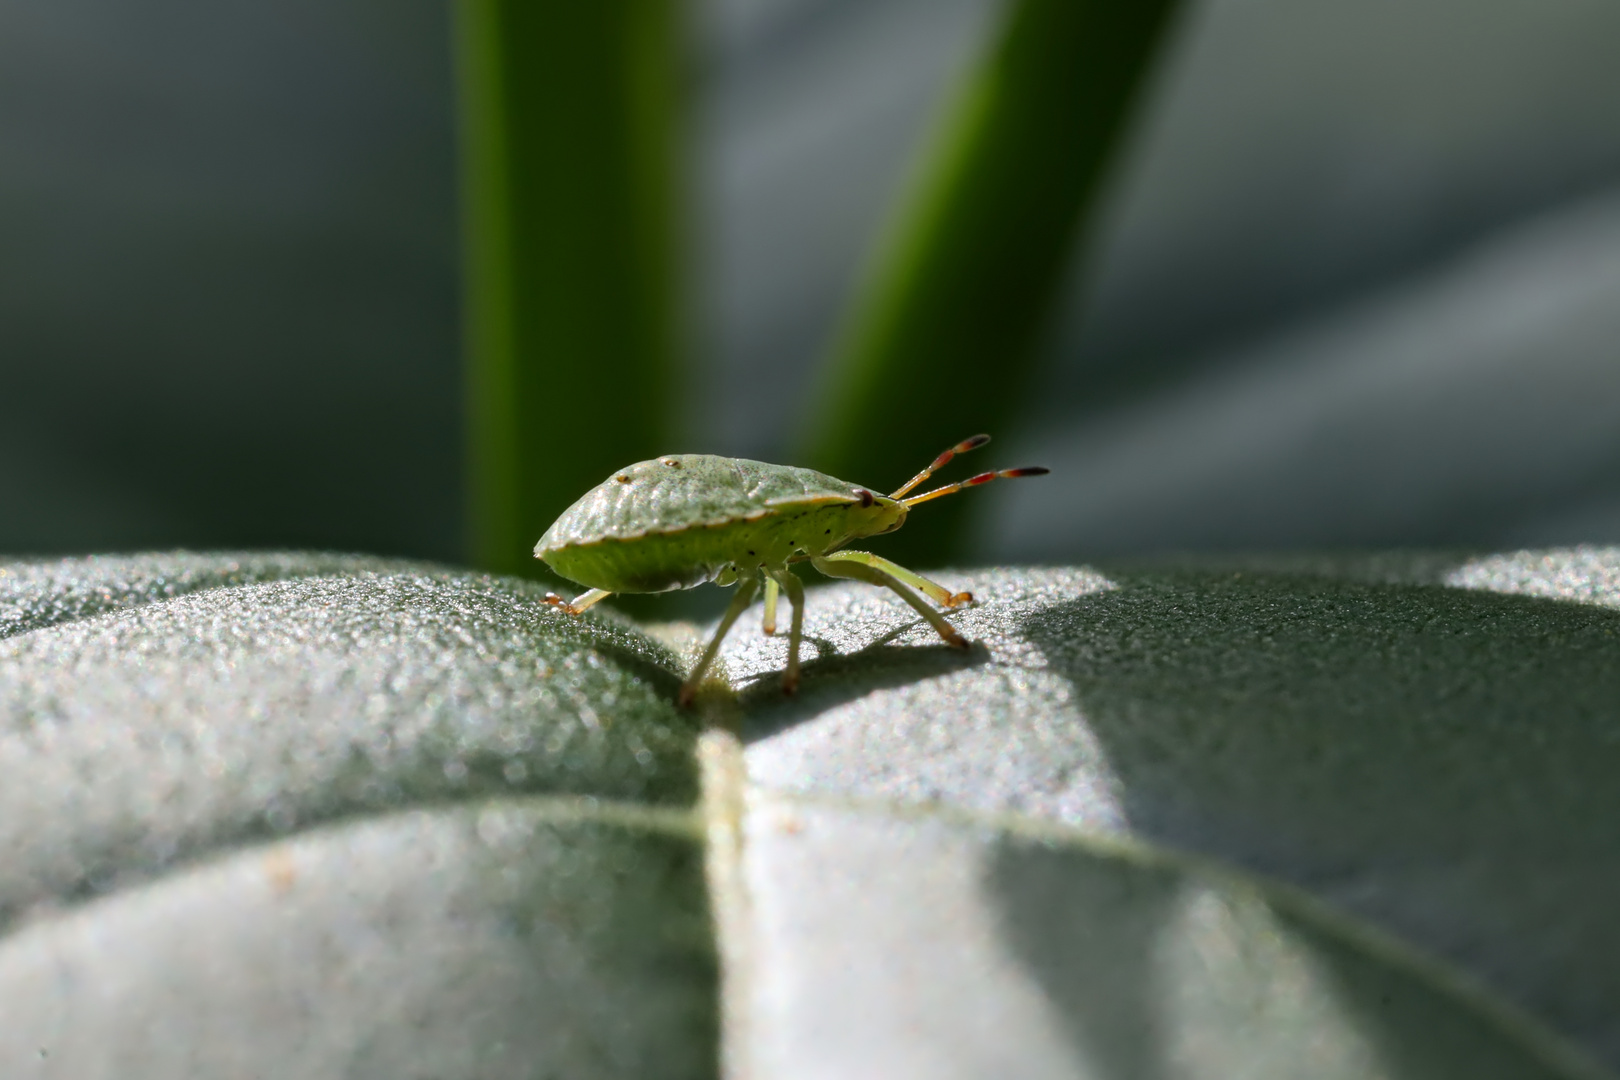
[5,0,1620,566]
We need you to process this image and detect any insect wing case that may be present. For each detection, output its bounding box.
[535,455,877,594]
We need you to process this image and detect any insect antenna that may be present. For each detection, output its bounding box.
[889,434,992,499]
[901,466,1050,508]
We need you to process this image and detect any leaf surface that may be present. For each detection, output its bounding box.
[2,550,1616,1078]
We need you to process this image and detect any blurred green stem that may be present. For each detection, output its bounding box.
[801,0,1181,566]
[458,0,680,576]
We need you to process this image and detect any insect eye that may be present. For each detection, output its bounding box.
[661,457,680,467]
[856,489,874,508]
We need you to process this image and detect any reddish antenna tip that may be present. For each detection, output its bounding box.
[892,433,998,498]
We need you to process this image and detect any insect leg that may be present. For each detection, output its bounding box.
[678,576,760,707]
[816,550,973,607]
[762,575,779,635]
[767,567,806,694]
[811,555,969,649]
[542,588,613,616]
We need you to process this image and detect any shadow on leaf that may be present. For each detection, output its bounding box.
[738,641,991,742]
[986,834,1585,1079]
[1012,567,1620,1064]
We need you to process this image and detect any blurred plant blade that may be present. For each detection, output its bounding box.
[458,0,680,577]
[802,0,1182,566]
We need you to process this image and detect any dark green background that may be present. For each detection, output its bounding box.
[5,0,1620,564]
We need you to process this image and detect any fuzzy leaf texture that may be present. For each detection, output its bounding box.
[0,550,1616,1079]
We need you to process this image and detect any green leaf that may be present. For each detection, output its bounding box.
[0,558,698,926]
[0,554,711,1076]
[0,802,715,1078]
[4,550,1617,1076]
[457,0,681,578]
[722,555,1620,1074]
[717,787,1601,1079]
[801,0,1182,566]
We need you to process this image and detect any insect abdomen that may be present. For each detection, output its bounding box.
[541,527,740,593]
[540,502,882,593]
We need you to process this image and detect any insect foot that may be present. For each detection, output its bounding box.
[945,590,975,608]
[541,588,612,618]
[675,673,736,709]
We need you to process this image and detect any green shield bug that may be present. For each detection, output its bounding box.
[534,434,1048,706]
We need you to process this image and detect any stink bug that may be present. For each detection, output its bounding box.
[534,435,1048,706]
